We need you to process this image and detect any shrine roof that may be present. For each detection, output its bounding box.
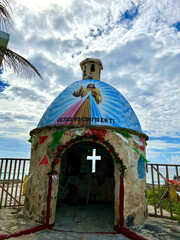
[37,79,143,133]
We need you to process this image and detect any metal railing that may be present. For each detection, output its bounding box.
[0,159,180,220]
[147,163,180,219]
[0,158,30,208]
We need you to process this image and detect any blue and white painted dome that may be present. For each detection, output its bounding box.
[37,79,142,133]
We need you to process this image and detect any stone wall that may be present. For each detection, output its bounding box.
[23,126,147,227]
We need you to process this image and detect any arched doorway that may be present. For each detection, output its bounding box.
[55,141,115,232]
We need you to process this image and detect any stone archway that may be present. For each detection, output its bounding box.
[24,128,132,228]
[54,141,115,231]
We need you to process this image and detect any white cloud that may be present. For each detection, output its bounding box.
[147,140,180,151]
[170,155,180,164]
[1,0,180,161]
[14,0,73,12]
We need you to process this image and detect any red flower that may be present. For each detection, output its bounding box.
[74,139,77,144]
[55,151,61,155]
[99,138,104,143]
[93,138,98,142]
[116,153,119,158]
[108,148,114,153]
[91,129,107,137]
[86,132,91,138]
[54,158,60,164]
[106,143,110,148]
[59,145,64,150]
[65,141,70,146]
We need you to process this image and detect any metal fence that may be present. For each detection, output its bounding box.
[0,158,30,208]
[0,159,180,220]
[147,163,180,219]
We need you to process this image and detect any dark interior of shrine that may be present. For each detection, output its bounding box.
[55,141,115,231]
[57,141,115,207]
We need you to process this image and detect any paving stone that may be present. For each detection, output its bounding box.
[0,207,180,239]
[54,203,114,232]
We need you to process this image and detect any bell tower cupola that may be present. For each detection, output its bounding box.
[80,58,103,80]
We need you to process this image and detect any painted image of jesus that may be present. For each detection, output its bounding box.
[73,84,102,104]
[71,84,102,125]
[54,83,103,126]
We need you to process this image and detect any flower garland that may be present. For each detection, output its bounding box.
[48,132,127,177]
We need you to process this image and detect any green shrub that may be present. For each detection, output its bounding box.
[147,187,180,222]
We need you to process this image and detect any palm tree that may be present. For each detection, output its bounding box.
[0,0,42,78]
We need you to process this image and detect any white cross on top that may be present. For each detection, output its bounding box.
[87,149,101,173]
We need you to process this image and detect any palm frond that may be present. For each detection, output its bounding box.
[0,46,43,79]
[0,0,12,31]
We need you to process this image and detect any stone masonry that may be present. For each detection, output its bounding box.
[23,126,148,228]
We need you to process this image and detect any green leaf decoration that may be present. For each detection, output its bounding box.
[140,154,150,163]
[76,136,82,141]
[0,196,13,209]
[48,132,127,177]
[132,147,150,163]
[28,136,32,143]
[114,131,131,138]
[50,130,65,148]
[133,147,139,154]
[69,139,74,144]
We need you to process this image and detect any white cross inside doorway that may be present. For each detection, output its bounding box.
[87,149,101,173]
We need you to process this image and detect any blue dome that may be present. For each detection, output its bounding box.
[37,79,142,132]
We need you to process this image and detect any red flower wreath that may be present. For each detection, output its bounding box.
[65,141,70,146]
[108,148,114,153]
[55,151,61,155]
[99,137,104,143]
[54,158,60,164]
[86,132,91,138]
[59,145,64,150]
[48,132,127,177]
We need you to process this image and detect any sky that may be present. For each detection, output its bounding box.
[0,0,180,165]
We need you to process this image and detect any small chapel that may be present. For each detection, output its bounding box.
[23,58,149,232]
